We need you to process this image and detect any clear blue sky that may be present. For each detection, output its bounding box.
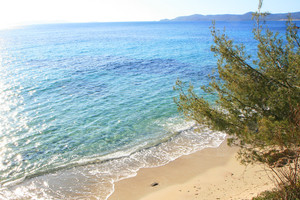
[0,0,299,28]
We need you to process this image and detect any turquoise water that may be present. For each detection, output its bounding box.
[0,21,286,199]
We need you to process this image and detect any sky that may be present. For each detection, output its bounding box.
[0,0,299,28]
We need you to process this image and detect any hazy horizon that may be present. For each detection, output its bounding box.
[0,0,299,29]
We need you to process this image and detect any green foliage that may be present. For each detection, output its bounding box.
[175,13,299,160]
[252,180,300,200]
[173,6,300,183]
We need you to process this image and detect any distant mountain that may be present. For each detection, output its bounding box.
[161,12,300,22]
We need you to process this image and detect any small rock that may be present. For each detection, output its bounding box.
[151,182,159,187]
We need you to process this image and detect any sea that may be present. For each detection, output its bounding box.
[0,21,287,199]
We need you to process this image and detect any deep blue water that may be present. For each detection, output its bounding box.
[0,21,287,199]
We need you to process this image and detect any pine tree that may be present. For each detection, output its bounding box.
[174,2,299,197]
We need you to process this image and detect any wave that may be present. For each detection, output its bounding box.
[0,118,226,200]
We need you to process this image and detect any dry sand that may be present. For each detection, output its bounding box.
[108,141,275,200]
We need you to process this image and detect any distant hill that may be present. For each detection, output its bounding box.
[161,12,300,22]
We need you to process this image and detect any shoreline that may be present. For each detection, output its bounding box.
[109,140,275,200]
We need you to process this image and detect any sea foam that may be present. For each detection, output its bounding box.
[0,117,226,200]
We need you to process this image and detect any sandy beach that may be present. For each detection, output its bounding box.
[109,140,275,200]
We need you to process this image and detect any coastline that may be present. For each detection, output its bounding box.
[109,140,275,200]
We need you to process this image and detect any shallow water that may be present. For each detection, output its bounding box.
[0,21,286,199]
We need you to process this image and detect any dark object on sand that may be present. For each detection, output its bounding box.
[151,182,159,187]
